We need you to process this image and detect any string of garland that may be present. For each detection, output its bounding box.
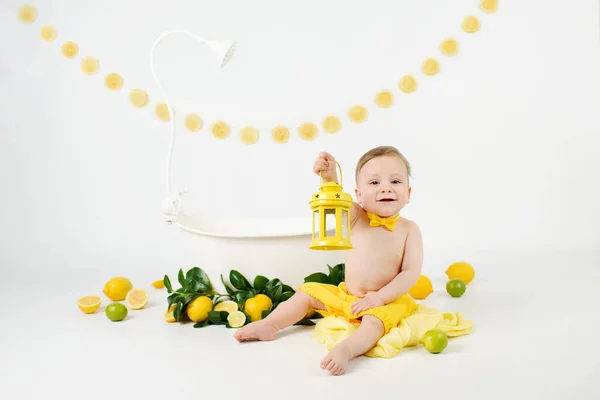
[17,1,498,145]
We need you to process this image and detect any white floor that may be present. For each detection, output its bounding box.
[1,250,599,400]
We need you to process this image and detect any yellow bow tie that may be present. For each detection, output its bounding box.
[366,212,400,231]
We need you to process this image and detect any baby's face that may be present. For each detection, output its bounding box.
[355,154,411,217]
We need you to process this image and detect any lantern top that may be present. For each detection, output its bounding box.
[309,181,353,208]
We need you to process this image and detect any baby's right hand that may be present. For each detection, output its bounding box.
[313,151,338,182]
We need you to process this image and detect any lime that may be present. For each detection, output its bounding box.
[446,279,467,298]
[422,329,448,354]
[106,303,128,321]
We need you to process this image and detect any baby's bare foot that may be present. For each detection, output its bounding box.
[320,343,351,376]
[233,320,278,342]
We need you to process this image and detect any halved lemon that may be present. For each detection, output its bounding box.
[227,311,246,328]
[214,300,238,314]
[152,280,164,289]
[125,288,148,310]
[77,295,101,314]
[164,304,176,322]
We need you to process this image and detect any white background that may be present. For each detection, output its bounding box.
[1,1,600,398]
[2,0,599,276]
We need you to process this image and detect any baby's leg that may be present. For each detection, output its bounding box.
[234,291,325,342]
[321,315,384,376]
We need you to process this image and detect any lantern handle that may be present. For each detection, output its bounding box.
[319,161,343,187]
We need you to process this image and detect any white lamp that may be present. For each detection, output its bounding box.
[149,30,237,222]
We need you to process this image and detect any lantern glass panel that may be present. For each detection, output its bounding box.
[313,210,319,238]
[342,210,348,238]
[324,208,336,237]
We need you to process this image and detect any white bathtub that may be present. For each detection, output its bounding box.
[174,212,347,292]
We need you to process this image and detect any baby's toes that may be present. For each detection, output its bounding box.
[320,355,332,370]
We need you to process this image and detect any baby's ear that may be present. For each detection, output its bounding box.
[407,186,412,203]
[354,188,362,203]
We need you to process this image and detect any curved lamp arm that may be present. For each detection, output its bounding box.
[149,30,236,222]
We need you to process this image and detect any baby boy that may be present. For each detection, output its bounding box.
[234,145,423,376]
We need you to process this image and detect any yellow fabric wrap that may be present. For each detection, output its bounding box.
[299,282,474,359]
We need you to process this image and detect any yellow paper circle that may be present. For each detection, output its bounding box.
[375,91,394,108]
[348,106,368,123]
[18,5,37,23]
[212,121,230,139]
[322,116,341,134]
[422,58,440,76]
[184,114,203,132]
[462,16,480,33]
[398,75,417,93]
[240,126,259,144]
[105,73,123,90]
[272,126,290,144]
[440,39,459,56]
[298,123,318,141]
[40,25,57,42]
[61,41,79,59]
[155,103,171,121]
[480,0,498,13]
[81,57,99,75]
[129,89,148,108]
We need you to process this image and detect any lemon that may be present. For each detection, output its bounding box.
[81,56,100,75]
[214,300,238,314]
[298,122,318,141]
[103,277,133,301]
[126,288,148,310]
[164,304,176,322]
[18,5,37,23]
[227,311,246,328]
[440,39,459,56]
[408,275,433,299]
[61,41,79,59]
[244,294,273,322]
[152,280,165,289]
[40,25,57,42]
[445,262,475,284]
[398,75,417,93]
[105,73,123,90]
[77,295,101,314]
[212,121,230,139]
[462,16,480,34]
[186,296,213,322]
[422,329,448,354]
[272,126,290,143]
[446,279,467,298]
[106,303,128,322]
[240,126,259,144]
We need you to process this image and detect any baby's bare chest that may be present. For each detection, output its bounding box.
[347,227,407,269]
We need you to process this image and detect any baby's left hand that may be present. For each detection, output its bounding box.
[351,292,384,315]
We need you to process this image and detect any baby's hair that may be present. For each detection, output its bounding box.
[355,145,412,183]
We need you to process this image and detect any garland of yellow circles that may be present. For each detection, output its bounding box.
[17,1,498,145]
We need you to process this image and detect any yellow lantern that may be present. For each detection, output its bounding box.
[309,161,353,250]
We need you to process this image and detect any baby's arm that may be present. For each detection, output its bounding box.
[376,221,423,304]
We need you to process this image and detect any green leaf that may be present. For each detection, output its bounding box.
[186,267,210,293]
[265,278,282,292]
[327,264,334,276]
[163,275,173,293]
[294,317,316,326]
[282,284,295,294]
[220,274,237,296]
[193,321,209,328]
[304,272,331,284]
[261,309,272,319]
[230,270,253,291]
[208,310,224,324]
[279,291,294,302]
[174,302,183,321]
[167,293,180,309]
[178,268,187,289]
[234,290,252,307]
[253,275,269,292]
[268,285,283,302]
